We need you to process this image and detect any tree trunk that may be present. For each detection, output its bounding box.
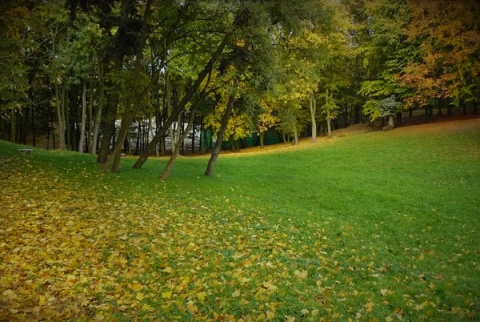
[90,60,104,155]
[161,107,197,179]
[231,138,239,151]
[310,94,317,143]
[388,114,394,127]
[87,81,93,152]
[78,80,87,152]
[55,84,66,150]
[133,33,230,169]
[9,109,16,143]
[259,132,265,147]
[31,104,36,146]
[326,89,332,138]
[292,121,299,145]
[97,108,116,163]
[205,88,236,176]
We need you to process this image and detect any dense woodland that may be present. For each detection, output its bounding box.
[1,0,479,175]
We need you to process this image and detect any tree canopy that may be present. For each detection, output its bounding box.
[1,0,479,176]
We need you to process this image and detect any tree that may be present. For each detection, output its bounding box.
[355,0,412,122]
[399,0,480,111]
[256,99,279,147]
[320,89,339,137]
[378,95,402,128]
[0,1,37,143]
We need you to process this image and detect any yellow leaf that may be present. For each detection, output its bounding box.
[262,281,277,292]
[135,292,145,301]
[197,291,207,301]
[285,316,295,322]
[301,309,309,316]
[162,291,172,299]
[141,303,155,312]
[187,302,199,313]
[38,295,48,306]
[365,301,375,312]
[3,290,16,300]
[294,270,308,279]
[131,281,143,292]
[385,317,394,322]
[232,289,241,298]
[266,310,275,320]
[162,267,172,273]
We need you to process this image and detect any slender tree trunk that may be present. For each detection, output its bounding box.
[66,89,74,150]
[55,85,66,150]
[91,61,104,155]
[133,33,230,169]
[165,68,175,153]
[205,88,236,176]
[325,89,332,138]
[161,107,197,179]
[292,121,299,145]
[388,114,394,127]
[103,73,157,172]
[310,94,317,143]
[78,80,87,152]
[87,82,93,153]
[101,107,131,173]
[10,109,16,143]
[97,106,116,163]
[101,0,159,172]
[52,33,66,150]
[31,104,36,147]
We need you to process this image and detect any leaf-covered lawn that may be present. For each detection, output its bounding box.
[1,120,479,321]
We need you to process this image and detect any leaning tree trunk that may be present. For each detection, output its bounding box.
[133,33,230,170]
[205,89,236,176]
[161,107,197,179]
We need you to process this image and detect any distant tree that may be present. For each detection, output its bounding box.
[356,0,412,121]
[256,99,278,147]
[399,0,480,110]
[320,89,339,137]
[378,95,402,128]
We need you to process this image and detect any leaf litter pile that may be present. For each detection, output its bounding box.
[1,150,479,321]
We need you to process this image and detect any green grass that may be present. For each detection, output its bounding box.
[1,120,479,321]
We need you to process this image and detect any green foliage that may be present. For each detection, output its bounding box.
[378,95,402,117]
[319,90,339,120]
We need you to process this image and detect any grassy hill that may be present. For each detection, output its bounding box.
[1,119,479,321]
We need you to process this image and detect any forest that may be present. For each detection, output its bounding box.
[1,0,479,175]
